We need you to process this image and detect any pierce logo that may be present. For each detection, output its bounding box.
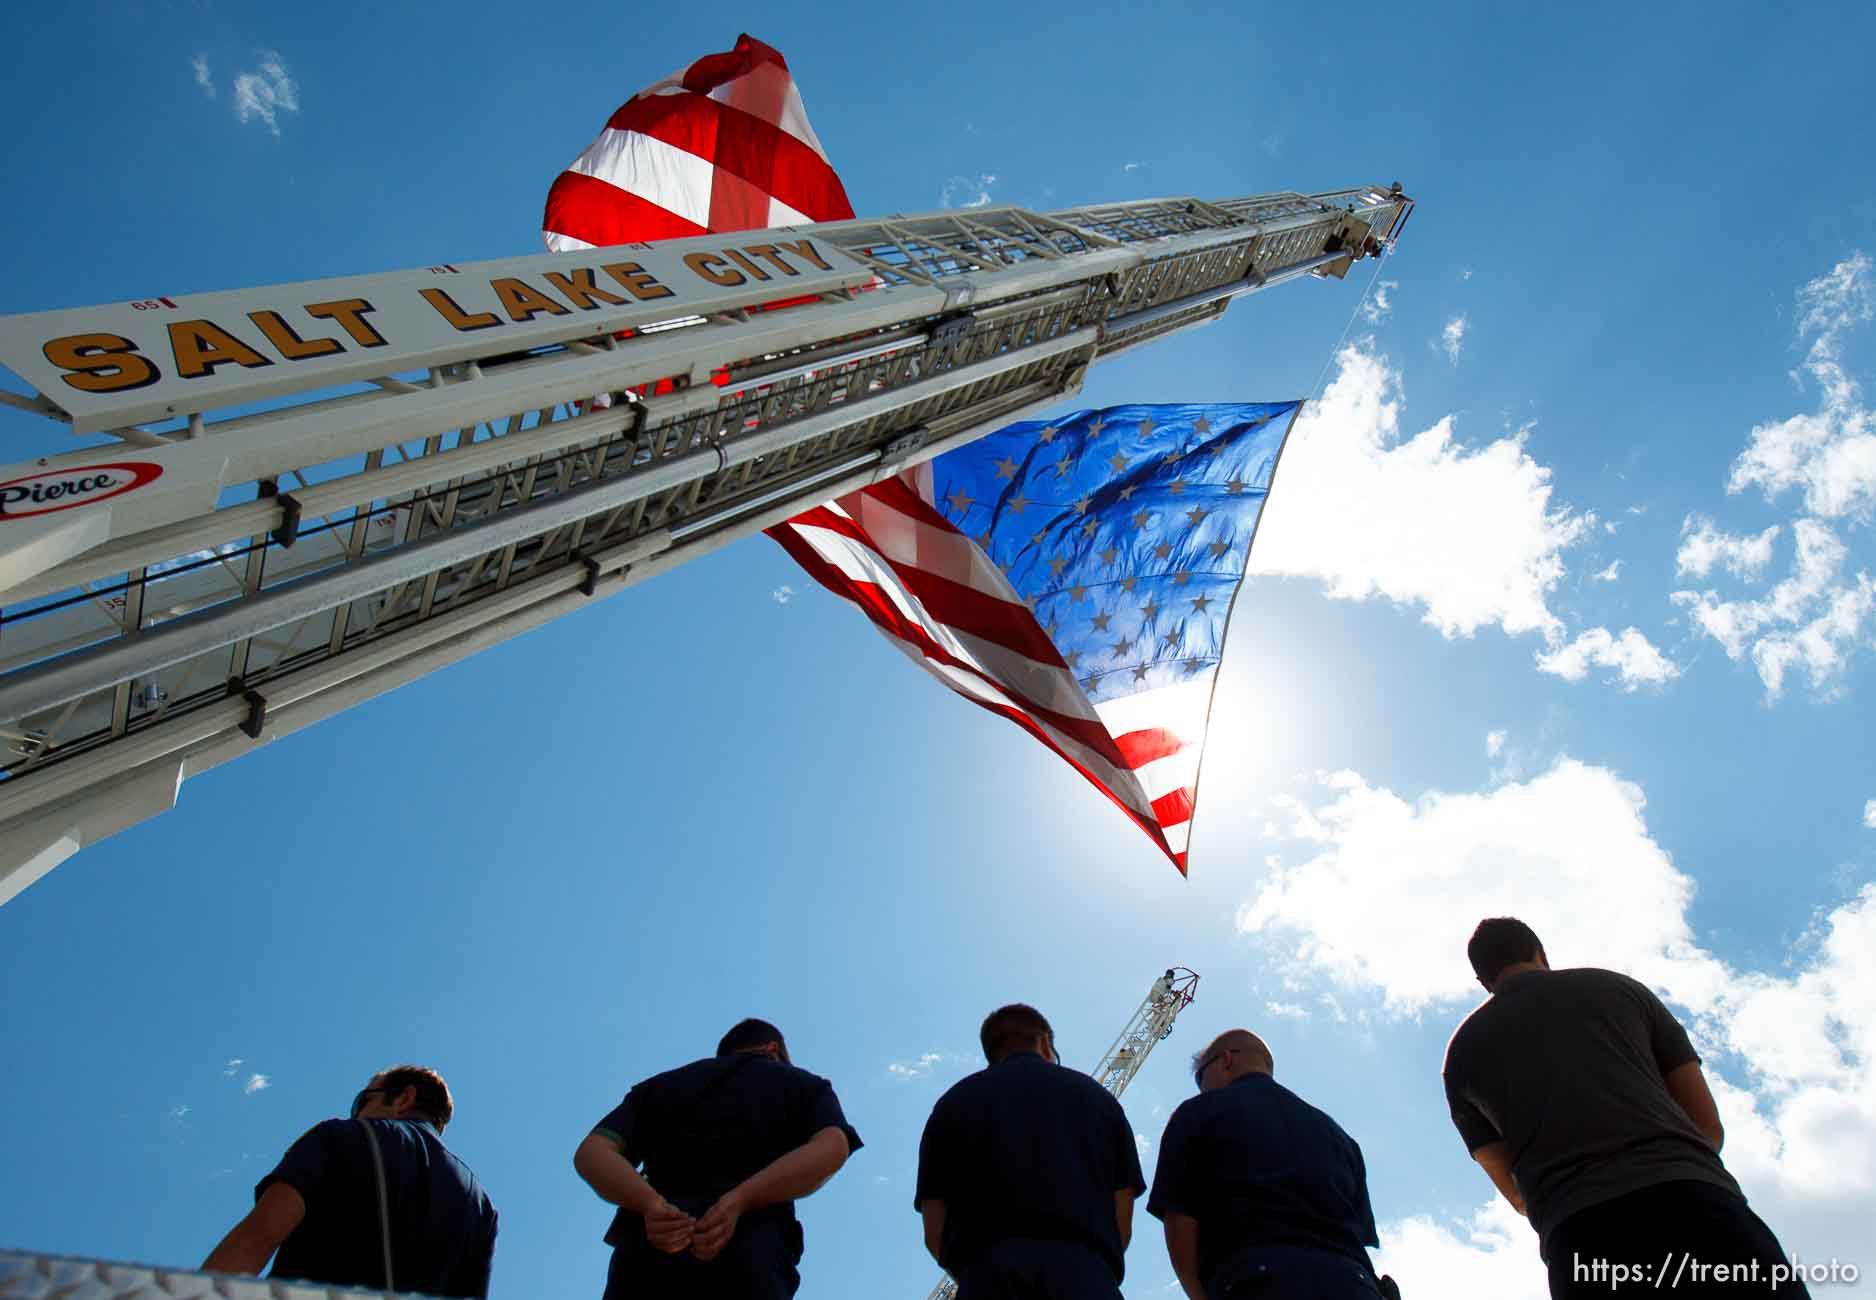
[0,462,164,520]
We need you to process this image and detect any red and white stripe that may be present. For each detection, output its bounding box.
[768,476,1204,872]
[542,34,854,253]
[541,38,1203,870]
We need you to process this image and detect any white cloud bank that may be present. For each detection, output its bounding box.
[1240,759,1876,1290]
[1730,252,1876,520]
[1677,517,1780,581]
[232,52,300,137]
[1674,253,1876,698]
[1251,348,1676,689]
[1438,315,1468,366]
[887,1051,974,1080]
[1535,625,1680,690]
[1253,349,1588,641]
[940,174,997,210]
[1361,280,1399,324]
[1864,799,1876,830]
[190,54,214,99]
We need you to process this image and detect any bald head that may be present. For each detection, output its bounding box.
[1192,1029,1274,1091]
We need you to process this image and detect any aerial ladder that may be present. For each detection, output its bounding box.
[924,966,1202,1300]
[0,187,1411,901]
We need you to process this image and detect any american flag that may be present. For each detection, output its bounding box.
[770,404,1300,872]
[541,37,1302,872]
[542,34,853,252]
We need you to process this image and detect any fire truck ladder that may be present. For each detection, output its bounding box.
[0,186,1410,901]
[924,966,1202,1300]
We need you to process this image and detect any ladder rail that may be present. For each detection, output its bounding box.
[0,186,1410,894]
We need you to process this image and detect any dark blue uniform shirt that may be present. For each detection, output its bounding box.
[914,1051,1147,1289]
[258,1117,498,1299]
[1147,1073,1378,1295]
[592,1053,861,1299]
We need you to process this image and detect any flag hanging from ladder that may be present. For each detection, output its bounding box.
[541,34,854,251]
[540,36,1302,872]
[768,404,1300,873]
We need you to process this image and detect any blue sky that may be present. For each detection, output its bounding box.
[2,3,1874,1297]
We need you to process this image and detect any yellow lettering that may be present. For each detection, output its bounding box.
[544,268,626,311]
[420,288,502,332]
[776,239,833,272]
[247,310,342,361]
[600,261,675,301]
[168,319,272,380]
[745,244,798,277]
[722,248,773,282]
[43,332,161,393]
[491,277,572,323]
[304,299,387,348]
[684,252,745,288]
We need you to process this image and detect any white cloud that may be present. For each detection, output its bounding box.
[1250,347,1591,643]
[190,54,214,99]
[1485,730,1506,758]
[1135,1131,1151,1156]
[940,173,997,210]
[771,584,796,606]
[1535,625,1679,690]
[1374,1198,1543,1299]
[1728,253,1875,521]
[243,1073,270,1094]
[887,1051,966,1080]
[223,1058,242,1076]
[1438,315,1469,366]
[1240,759,1876,1280]
[1258,132,1284,158]
[1361,280,1399,324]
[1668,256,1876,699]
[1460,268,1474,282]
[1591,560,1622,582]
[231,51,300,137]
[1674,518,1876,696]
[1677,516,1780,580]
[1264,1000,1309,1020]
[1865,799,1876,829]
[1122,162,1141,173]
[1240,760,1718,1014]
[167,1104,190,1123]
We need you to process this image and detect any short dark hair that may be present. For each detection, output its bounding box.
[1468,917,1544,986]
[979,1003,1053,1062]
[718,1018,789,1063]
[375,1065,452,1127]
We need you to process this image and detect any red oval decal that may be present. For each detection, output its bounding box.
[0,462,164,520]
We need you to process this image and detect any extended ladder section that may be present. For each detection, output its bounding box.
[924,966,1200,1300]
[0,188,1410,899]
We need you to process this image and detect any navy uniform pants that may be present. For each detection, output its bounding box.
[1209,1243,1385,1299]
[601,1217,799,1300]
[953,1239,1123,1300]
[1544,1180,1808,1299]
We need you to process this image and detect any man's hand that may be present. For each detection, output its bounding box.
[1470,1141,1526,1217]
[690,1186,746,1261]
[644,1199,695,1254]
